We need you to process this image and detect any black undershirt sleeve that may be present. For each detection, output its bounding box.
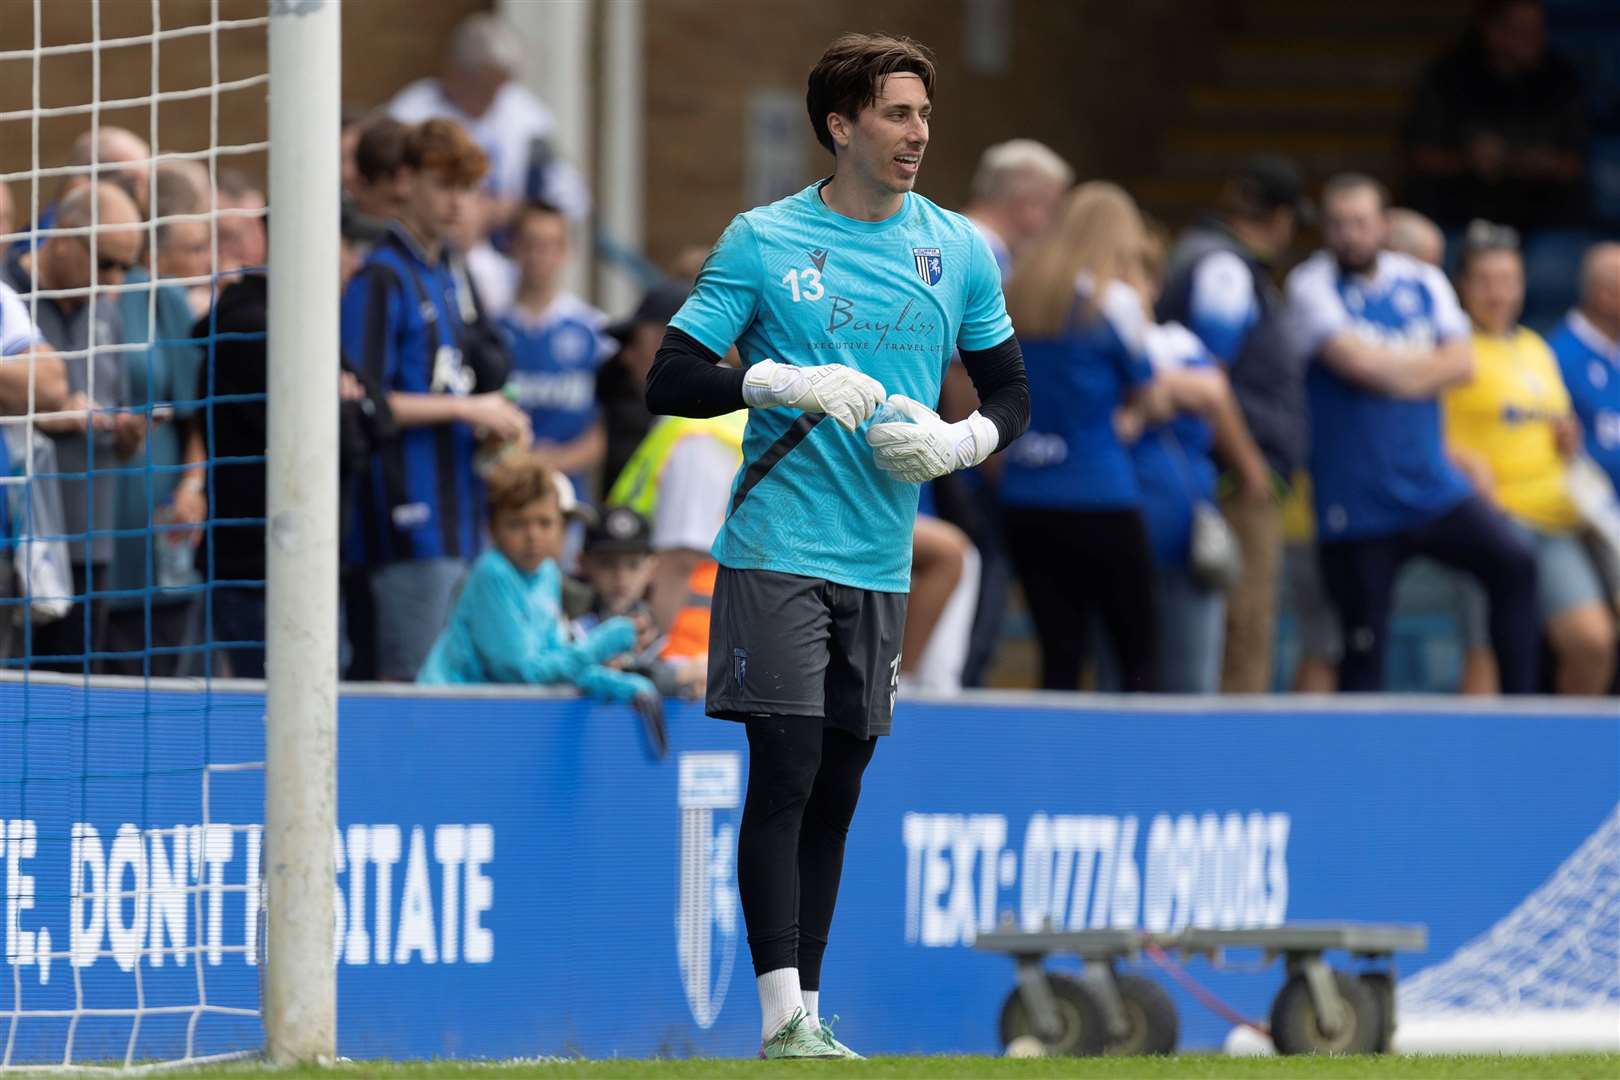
[957,335,1030,452]
[644,326,748,419]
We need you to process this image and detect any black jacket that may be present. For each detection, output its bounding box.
[193,273,394,580]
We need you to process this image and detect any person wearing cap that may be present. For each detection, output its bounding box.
[1156,154,1312,694]
[578,505,656,620]
[499,201,613,500]
[418,451,665,752]
[387,13,589,225]
[575,505,705,700]
[606,405,746,662]
[597,280,692,495]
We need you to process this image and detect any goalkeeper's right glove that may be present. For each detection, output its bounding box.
[742,358,886,432]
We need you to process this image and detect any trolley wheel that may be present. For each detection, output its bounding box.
[1359,972,1396,1053]
[1268,970,1380,1055]
[998,972,1108,1057]
[1103,973,1179,1056]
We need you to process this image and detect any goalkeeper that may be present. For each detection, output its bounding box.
[644,32,1027,1059]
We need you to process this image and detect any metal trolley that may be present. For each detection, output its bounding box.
[976,922,1428,1056]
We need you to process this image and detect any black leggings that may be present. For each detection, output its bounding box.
[1318,494,1540,693]
[737,716,877,988]
[1003,506,1158,691]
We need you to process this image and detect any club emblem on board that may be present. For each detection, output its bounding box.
[676,753,741,1029]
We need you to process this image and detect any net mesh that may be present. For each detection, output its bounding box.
[0,0,269,1066]
[1400,803,1620,1015]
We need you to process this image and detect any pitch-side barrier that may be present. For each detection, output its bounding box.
[0,675,1610,1060]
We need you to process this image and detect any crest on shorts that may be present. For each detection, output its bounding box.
[732,647,748,689]
[912,247,942,286]
[676,753,741,1029]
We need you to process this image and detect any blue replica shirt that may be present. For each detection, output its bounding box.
[341,227,482,565]
[1000,278,1155,510]
[1184,248,1261,363]
[499,291,612,447]
[1288,250,1473,541]
[669,182,1013,592]
[1547,310,1620,490]
[1131,322,1218,566]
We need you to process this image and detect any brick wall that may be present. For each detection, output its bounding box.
[640,0,1219,267]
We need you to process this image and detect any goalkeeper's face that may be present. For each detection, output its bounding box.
[837,72,931,196]
[492,495,567,576]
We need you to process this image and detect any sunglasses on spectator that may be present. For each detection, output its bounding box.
[76,236,137,273]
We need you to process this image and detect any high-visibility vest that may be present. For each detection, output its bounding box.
[606,411,747,515]
[606,412,746,660]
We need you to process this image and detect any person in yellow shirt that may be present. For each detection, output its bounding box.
[1445,222,1615,695]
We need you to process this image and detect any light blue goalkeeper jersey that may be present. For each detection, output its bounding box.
[670,181,1013,592]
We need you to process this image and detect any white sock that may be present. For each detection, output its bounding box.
[802,989,820,1022]
[757,967,803,1043]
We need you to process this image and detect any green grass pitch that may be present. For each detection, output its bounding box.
[183,1054,1620,1079]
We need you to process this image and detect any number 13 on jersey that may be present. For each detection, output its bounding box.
[781,267,824,303]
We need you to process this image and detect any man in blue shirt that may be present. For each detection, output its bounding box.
[645,33,1028,1059]
[1288,173,1537,692]
[498,201,612,498]
[1547,243,1620,490]
[341,118,531,681]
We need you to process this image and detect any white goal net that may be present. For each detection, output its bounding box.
[1396,803,1620,1052]
[0,0,274,1067]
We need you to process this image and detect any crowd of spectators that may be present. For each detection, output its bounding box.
[0,3,1615,702]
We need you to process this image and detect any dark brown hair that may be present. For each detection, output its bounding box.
[805,33,935,155]
[513,199,566,233]
[401,117,488,187]
[355,116,409,185]
[485,451,559,522]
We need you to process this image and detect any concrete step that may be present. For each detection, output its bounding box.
[1216,34,1440,88]
[1187,84,1410,131]
[1227,0,1472,35]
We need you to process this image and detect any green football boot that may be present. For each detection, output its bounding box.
[818,1015,864,1059]
[759,1007,842,1060]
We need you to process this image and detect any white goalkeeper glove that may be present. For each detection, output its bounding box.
[741,358,886,432]
[865,394,999,484]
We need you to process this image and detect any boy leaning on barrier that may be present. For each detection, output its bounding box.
[416,450,667,755]
[571,504,706,701]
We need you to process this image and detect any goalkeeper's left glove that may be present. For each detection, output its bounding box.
[865,394,999,484]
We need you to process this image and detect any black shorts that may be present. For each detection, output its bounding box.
[706,566,907,738]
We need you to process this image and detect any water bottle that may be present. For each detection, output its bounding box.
[154,502,199,590]
[474,383,525,476]
[870,400,915,428]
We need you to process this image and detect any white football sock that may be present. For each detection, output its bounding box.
[802,989,820,1022]
[757,967,803,1043]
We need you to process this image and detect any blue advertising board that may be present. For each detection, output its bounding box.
[0,680,1612,1061]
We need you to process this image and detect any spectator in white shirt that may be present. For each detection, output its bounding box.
[388,13,590,226]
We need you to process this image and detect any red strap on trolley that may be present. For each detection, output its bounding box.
[1144,943,1270,1038]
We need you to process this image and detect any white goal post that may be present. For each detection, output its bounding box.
[264,0,339,1066]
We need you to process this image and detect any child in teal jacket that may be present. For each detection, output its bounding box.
[417,454,663,749]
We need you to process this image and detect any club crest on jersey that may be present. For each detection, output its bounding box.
[807,248,828,272]
[912,247,943,286]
